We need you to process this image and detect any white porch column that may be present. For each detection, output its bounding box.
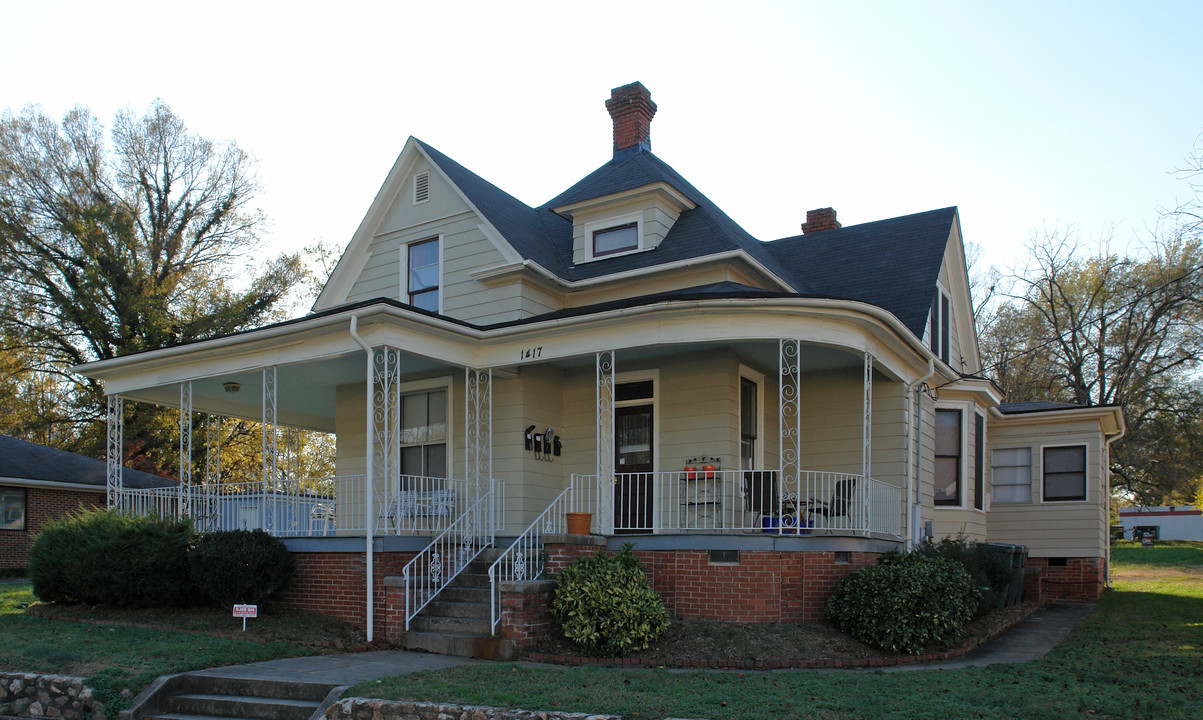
[178,382,192,520]
[596,350,614,533]
[465,368,492,503]
[862,351,874,536]
[106,394,124,510]
[202,414,222,532]
[262,366,278,531]
[370,347,401,533]
[778,339,801,509]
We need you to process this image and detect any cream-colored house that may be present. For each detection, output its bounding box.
[77,83,1123,646]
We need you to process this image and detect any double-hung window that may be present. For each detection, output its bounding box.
[407,238,439,312]
[992,448,1032,503]
[934,409,962,506]
[1043,445,1087,502]
[400,389,447,479]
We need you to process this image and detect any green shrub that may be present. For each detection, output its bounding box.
[550,544,669,656]
[918,535,1013,614]
[188,529,296,609]
[29,508,196,607]
[826,550,979,654]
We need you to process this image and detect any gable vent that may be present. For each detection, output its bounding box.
[414,171,430,204]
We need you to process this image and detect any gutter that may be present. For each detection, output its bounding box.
[348,315,375,642]
[1102,417,1127,590]
[904,358,936,550]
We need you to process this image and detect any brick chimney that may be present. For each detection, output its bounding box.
[606,82,657,154]
[802,208,841,234]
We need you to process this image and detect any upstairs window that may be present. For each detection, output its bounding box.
[934,409,962,506]
[407,238,439,312]
[593,223,638,257]
[1043,445,1087,502]
[930,289,951,365]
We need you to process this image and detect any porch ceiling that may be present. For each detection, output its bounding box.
[530,340,866,374]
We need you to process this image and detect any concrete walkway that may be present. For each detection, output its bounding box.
[193,602,1095,686]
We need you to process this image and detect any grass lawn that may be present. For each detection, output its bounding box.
[0,582,320,717]
[349,541,1203,719]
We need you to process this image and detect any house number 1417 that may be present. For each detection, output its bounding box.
[520,347,543,359]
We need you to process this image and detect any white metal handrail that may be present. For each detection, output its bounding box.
[401,489,495,630]
[487,477,591,635]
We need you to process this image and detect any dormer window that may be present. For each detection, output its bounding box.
[593,223,638,257]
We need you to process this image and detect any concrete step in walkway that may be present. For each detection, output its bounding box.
[125,673,341,720]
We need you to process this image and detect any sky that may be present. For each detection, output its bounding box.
[2,0,1201,291]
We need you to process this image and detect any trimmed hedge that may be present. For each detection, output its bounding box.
[188,529,296,608]
[827,550,979,654]
[551,544,669,656]
[29,508,196,607]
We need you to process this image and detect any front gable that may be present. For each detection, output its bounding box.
[314,139,525,320]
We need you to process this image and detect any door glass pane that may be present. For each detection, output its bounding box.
[617,412,651,467]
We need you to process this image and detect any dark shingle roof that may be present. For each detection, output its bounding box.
[0,434,176,489]
[763,208,957,336]
[996,401,1089,415]
[416,139,957,339]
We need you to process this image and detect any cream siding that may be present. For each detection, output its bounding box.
[986,420,1107,558]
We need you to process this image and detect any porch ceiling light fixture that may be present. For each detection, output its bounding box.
[223,381,241,393]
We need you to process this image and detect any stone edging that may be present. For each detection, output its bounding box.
[523,601,1043,669]
[23,605,380,653]
[0,673,105,720]
[326,697,619,720]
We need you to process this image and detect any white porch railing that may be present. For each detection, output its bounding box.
[572,469,904,538]
[400,490,496,630]
[117,474,505,538]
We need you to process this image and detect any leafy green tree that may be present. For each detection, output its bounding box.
[0,101,303,468]
[979,230,1203,505]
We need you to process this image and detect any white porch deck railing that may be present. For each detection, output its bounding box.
[117,474,505,538]
[401,490,497,630]
[572,469,904,538]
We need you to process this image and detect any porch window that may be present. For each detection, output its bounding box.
[407,238,440,312]
[740,377,757,471]
[400,388,448,478]
[934,409,961,506]
[1043,445,1086,502]
[992,447,1032,504]
[0,487,25,531]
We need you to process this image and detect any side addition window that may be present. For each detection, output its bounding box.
[973,412,985,510]
[934,409,962,506]
[992,447,1032,504]
[407,238,440,312]
[1043,445,1087,502]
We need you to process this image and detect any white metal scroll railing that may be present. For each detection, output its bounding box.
[400,489,496,630]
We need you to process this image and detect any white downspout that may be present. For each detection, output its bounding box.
[904,358,936,551]
[1103,421,1127,589]
[349,315,374,642]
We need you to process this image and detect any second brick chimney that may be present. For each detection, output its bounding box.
[802,208,841,234]
[606,82,657,154]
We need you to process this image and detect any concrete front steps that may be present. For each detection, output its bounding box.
[122,674,341,720]
[396,547,535,661]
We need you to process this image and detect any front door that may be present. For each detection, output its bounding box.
[614,404,653,533]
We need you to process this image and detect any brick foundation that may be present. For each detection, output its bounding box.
[0,488,104,571]
[278,550,416,630]
[1025,556,1104,602]
[498,580,556,643]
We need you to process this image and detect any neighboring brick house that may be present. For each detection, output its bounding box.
[0,434,175,572]
[77,82,1124,650]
